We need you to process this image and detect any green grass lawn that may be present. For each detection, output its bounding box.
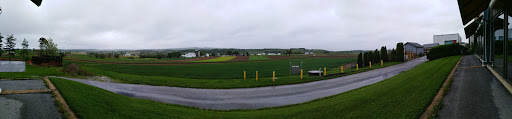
[191,56,236,62]
[72,58,357,79]
[50,56,461,119]
[249,55,271,60]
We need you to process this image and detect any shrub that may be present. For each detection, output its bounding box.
[426,43,465,60]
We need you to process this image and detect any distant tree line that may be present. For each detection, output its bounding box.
[357,42,405,67]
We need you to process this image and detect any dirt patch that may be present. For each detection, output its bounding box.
[228,56,249,61]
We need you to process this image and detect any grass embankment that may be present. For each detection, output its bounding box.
[0,63,65,79]
[50,56,461,118]
[248,55,271,60]
[191,56,236,62]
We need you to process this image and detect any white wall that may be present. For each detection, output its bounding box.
[433,33,462,45]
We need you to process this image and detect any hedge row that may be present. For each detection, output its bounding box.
[426,43,466,60]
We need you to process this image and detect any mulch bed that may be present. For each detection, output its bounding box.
[228,56,249,61]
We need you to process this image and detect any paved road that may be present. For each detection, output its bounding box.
[439,55,512,119]
[57,57,428,110]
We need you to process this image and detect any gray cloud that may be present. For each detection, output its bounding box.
[0,0,466,50]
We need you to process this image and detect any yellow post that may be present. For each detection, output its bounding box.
[357,64,359,71]
[244,71,246,80]
[273,71,275,82]
[341,66,344,73]
[381,60,383,67]
[370,61,372,68]
[256,71,258,81]
[300,70,303,79]
[324,67,326,76]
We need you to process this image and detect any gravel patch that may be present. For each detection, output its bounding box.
[0,96,23,119]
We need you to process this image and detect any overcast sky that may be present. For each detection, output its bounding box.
[0,0,466,50]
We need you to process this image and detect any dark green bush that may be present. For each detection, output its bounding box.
[426,43,465,60]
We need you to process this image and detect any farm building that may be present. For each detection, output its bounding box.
[423,43,439,54]
[433,33,462,45]
[404,42,424,56]
[182,52,196,58]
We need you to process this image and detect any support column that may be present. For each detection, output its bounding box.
[504,9,508,78]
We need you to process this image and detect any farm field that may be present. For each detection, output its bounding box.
[191,56,236,62]
[49,56,461,118]
[248,55,271,60]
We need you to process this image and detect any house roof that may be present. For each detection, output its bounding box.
[405,42,423,48]
[423,43,439,48]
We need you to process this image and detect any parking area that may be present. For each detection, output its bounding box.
[0,79,62,119]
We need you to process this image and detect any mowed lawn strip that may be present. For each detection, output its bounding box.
[191,56,236,62]
[50,56,461,118]
[248,55,271,61]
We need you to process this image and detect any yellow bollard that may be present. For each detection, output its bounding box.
[301,70,303,79]
[273,71,275,82]
[324,67,326,76]
[381,60,383,67]
[244,71,246,80]
[357,64,359,71]
[341,66,344,73]
[370,61,372,68]
[256,71,258,81]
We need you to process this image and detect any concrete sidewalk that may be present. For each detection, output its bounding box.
[439,55,512,119]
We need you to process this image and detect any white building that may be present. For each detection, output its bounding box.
[182,52,196,58]
[433,33,462,45]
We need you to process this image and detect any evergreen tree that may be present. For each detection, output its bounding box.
[0,33,3,56]
[390,48,396,61]
[5,34,16,61]
[363,52,369,66]
[357,52,363,66]
[21,39,29,61]
[368,51,374,65]
[396,42,404,62]
[374,49,380,64]
[381,46,388,62]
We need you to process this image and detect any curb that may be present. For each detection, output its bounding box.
[419,56,462,119]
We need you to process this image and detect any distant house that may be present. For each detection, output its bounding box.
[182,52,196,58]
[124,53,132,56]
[267,53,277,55]
[423,43,439,54]
[404,42,424,56]
[305,51,315,54]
